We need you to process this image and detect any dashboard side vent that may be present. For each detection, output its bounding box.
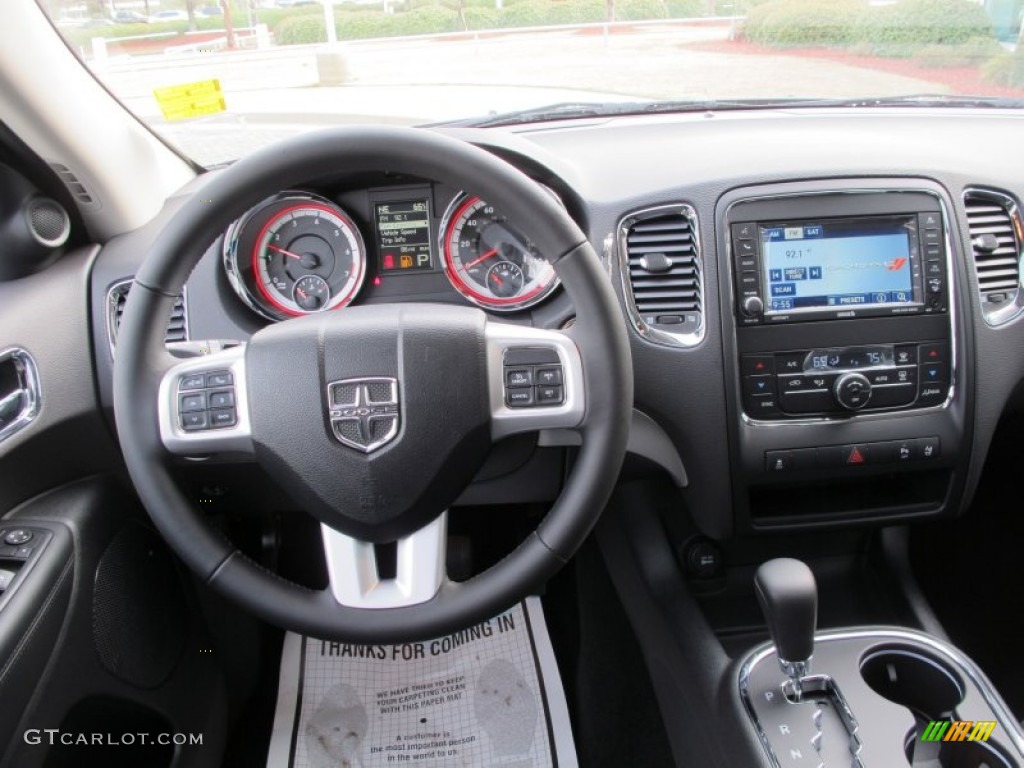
[962,191,1019,325]
[49,162,98,210]
[964,189,1023,325]
[618,204,703,347]
[108,281,188,354]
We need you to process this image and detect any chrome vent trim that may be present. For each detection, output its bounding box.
[107,280,189,356]
[617,203,704,347]
[964,188,1023,326]
[0,348,41,446]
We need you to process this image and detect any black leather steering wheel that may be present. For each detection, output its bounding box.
[113,126,632,642]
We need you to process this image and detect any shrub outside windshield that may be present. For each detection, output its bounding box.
[40,0,1024,166]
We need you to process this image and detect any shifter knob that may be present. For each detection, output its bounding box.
[755,558,817,683]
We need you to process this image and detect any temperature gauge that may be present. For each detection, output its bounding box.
[293,274,330,311]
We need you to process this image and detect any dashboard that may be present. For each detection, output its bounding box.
[87,108,1024,542]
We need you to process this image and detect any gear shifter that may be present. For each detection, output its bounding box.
[754,558,817,697]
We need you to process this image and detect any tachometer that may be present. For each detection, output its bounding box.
[223,193,367,321]
[440,194,559,311]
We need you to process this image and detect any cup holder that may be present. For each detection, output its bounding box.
[861,646,964,722]
[901,733,1016,768]
[861,645,1016,768]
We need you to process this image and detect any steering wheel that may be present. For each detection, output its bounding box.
[113,126,632,642]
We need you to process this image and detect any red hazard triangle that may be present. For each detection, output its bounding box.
[847,447,865,465]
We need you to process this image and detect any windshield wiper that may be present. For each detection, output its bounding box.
[644,94,1024,113]
[823,94,1024,109]
[436,99,792,127]
[440,94,1024,129]
[439,102,629,129]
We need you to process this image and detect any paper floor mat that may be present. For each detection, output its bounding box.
[267,596,577,767]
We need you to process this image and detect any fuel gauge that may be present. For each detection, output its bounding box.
[293,274,330,311]
[486,261,525,298]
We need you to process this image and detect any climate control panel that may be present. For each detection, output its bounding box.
[742,342,950,420]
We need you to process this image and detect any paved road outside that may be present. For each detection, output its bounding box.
[88,22,941,165]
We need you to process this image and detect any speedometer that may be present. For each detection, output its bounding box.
[440,194,559,311]
[223,193,367,321]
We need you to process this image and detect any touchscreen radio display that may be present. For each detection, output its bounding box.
[760,216,917,314]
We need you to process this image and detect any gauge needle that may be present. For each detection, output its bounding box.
[296,287,308,300]
[267,244,304,261]
[491,274,504,287]
[463,248,499,269]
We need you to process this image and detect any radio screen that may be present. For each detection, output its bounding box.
[760,216,916,313]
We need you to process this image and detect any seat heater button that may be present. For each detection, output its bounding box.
[913,436,941,460]
[3,529,32,546]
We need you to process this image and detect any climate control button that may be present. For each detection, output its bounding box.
[834,373,872,410]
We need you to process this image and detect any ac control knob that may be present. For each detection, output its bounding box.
[834,373,872,410]
[742,295,764,316]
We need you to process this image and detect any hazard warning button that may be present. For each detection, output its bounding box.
[842,444,871,465]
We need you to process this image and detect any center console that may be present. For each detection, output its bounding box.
[742,559,1024,768]
[718,180,969,530]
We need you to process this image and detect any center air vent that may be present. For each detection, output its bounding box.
[619,204,703,347]
[107,281,188,354]
[964,189,1023,325]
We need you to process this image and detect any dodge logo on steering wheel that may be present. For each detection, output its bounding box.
[327,377,400,453]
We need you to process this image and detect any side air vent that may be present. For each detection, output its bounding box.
[964,189,1023,325]
[618,204,703,347]
[49,163,98,210]
[107,281,188,354]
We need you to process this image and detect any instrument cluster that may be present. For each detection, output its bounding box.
[222,185,562,322]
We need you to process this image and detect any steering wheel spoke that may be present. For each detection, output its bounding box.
[322,513,448,609]
[486,321,586,440]
[157,344,254,456]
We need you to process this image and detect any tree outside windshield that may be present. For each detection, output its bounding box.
[39,0,1024,166]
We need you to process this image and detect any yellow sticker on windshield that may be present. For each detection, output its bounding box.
[153,79,226,122]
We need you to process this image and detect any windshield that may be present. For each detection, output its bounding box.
[41,0,1024,166]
